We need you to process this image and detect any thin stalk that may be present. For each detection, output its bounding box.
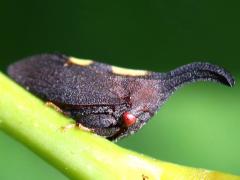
[0,72,239,180]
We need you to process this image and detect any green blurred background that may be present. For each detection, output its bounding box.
[0,0,239,179]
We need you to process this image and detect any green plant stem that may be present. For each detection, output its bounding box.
[0,72,239,180]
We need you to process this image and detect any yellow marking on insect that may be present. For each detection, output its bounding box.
[67,57,93,66]
[112,65,148,76]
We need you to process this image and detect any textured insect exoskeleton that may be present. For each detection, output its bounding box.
[8,54,235,140]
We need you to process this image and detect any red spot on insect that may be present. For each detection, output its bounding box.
[122,112,137,127]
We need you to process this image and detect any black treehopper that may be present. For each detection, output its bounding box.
[8,54,235,141]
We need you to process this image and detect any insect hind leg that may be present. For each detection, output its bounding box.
[45,101,63,113]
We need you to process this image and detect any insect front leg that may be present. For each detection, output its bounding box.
[78,114,117,129]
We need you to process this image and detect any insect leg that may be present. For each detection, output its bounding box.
[45,101,63,113]
[76,122,94,132]
[107,127,127,141]
[61,122,94,133]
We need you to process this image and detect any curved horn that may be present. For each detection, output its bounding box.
[164,62,235,91]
